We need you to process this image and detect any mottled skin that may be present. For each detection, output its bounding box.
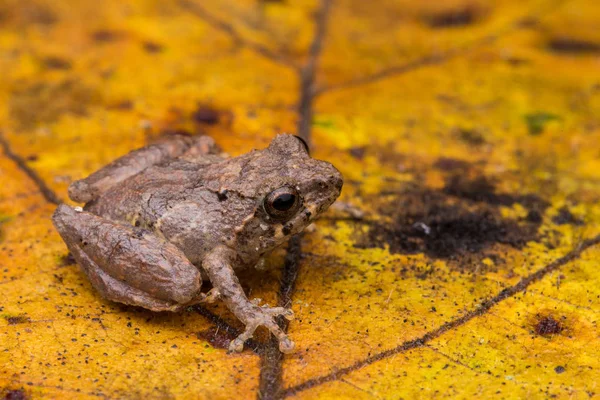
[52,134,343,353]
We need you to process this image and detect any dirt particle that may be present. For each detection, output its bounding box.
[548,37,600,54]
[192,105,220,125]
[42,56,72,70]
[349,146,367,160]
[554,365,566,374]
[91,30,126,43]
[425,6,481,28]
[434,157,470,172]
[2,389,27,400]
[5,315,31,325]
[454,127,487,146]
[143,41,164,53]
[552,207,583,226]
[535,316,563,336]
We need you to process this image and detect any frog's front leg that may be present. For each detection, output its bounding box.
[52,204,204,311]
[202,246,295,354]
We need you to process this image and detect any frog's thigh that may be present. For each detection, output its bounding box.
[70,243,185,311]
[53,204,202,312]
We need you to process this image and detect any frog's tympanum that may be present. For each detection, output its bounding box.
[52,134,343,353]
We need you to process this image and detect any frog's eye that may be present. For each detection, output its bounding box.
[264,186,301,220]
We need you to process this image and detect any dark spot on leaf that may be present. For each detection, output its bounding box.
[526,210,543,223]
[443,174,548,210]
[517,17,539,29]
[454,127,486,146]
[434,157,470,172]
[91,30,126,43]
[5,315,31,325]
[548,37,600,54]
[2,389,27,400]
[192,105,220,125]
[196,327,231,349]
[108,100,134,111]
[42,56,72,70]
[143,41,164,53]
[355,174,547,271]
[525,112,560,136]
[506,57,529,66]
[25,154,38,161]
[5,2,57,26]
[535,316,563,336]
[349,146,367,160]
[9,79,100,130]
[554,366,566,374]
[552,207,584,226]
[425,6,481,28]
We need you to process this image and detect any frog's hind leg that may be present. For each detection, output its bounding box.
[68,135,219,203]
[52,204,204,312]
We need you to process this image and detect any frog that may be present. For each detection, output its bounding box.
[52,134,343,353]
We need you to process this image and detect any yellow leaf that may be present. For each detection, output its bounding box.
[1,0,599,398]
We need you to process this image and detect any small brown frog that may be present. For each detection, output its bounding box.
[52,134,342,353]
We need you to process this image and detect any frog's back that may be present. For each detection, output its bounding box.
[85,160,209,228]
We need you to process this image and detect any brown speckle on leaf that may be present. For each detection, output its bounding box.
[349,147,367,160]
[425,6,483,28]
[535,316,563,336]
[91,30,126,43]
[192,105,220,125]
[454,127,487,146]
[196,327,232,349]
[42,56,72,70]
[434,157,470,172]
[2,389,27,400]
[143,41,164,53]
[548,37,600,54]
[5,315,31,325]
[109,100,134,111]
[552,207,583,226]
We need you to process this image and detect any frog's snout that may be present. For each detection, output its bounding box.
[330,167,343,195]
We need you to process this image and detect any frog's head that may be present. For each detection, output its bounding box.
[222,134,343,259]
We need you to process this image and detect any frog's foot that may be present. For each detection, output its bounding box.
[229,304,295,354]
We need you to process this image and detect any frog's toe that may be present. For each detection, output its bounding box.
[260,316,295,354]
[262,306,294,321]
[227,306,296,354]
